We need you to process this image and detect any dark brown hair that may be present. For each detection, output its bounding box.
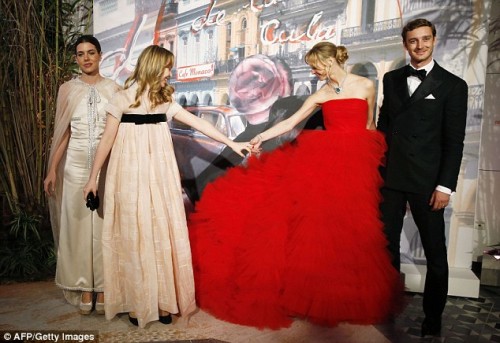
[73,35,102,54]
[401,18,436,41]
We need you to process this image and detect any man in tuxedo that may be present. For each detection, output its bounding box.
[377,18,468,337]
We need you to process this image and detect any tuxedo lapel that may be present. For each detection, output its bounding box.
[396,72,410,102]
[391,69,410,113]
[407,63,445,105]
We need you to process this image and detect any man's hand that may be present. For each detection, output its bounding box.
[429,190,450,211]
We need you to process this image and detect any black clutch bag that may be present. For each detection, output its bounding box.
[86,192,100,211]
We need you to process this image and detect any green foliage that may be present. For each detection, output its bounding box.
[0,211,56,281]
[10,211,43,241]
[0,0,92,281]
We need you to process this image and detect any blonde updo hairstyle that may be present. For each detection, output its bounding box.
[305,41,349,69]
[125,45,175,109]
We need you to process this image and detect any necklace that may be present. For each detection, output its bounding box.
[330,71,348,94]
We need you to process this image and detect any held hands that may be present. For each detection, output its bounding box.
[249,134,263,154]
[228,141,253,157]
[429,190,450,211]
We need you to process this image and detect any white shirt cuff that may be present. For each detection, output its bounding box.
[436,185,452,195]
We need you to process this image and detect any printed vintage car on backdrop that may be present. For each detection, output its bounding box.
[170,105,247,181]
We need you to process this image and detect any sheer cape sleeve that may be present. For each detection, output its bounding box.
[47,77,121,248]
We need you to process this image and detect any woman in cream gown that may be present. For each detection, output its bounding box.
[44,35,121,314]
[83,45,250,328]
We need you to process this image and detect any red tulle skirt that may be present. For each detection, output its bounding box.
[188,129,403,329]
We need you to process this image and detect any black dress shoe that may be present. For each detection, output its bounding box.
[128,314,139,326]
[421,317,441,337]
[159,314,172,324]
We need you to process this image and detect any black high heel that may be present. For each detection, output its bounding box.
[128,313,138,326]
[159,314,172,324]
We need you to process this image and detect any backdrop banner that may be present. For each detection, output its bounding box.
[94,0,491,276]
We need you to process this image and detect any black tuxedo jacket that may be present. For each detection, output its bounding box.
[377,62,468,195]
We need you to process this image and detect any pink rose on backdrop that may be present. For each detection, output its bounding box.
[229,55,293,122]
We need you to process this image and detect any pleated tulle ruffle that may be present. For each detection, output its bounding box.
[189,99,404,329]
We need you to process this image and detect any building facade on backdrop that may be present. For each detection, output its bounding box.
[94,0,489,275]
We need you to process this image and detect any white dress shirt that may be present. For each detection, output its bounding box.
[407,60,434,96]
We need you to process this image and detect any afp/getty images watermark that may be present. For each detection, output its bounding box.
[0,331,99,342]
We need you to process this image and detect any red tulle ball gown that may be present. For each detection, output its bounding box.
[188,98,403,329]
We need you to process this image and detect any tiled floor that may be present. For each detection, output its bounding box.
[378,286,500,342]
[0,280,499,342]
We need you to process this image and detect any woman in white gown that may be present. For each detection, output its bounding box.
[44,35,121,314]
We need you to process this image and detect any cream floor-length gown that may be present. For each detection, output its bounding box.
[101,84,196,328]
[55,78,119,305]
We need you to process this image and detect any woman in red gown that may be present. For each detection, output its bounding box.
[188,42,403,329]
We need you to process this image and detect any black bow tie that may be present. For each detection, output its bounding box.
[405,65,427,81]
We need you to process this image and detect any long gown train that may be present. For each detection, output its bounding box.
[188,98,403,329]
